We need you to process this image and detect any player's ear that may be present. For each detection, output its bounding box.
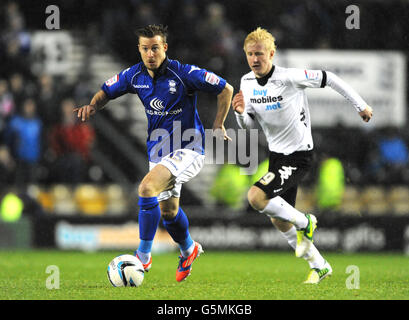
[163,43,168,52]
[270,50,275,60]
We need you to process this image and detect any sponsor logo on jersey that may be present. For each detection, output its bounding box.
[265,102,282,111]
[253,89,268,96]
[205,72,220,85]
[105,75,119,87]
[146,108,182,116]
[168,80,177,94]
[150,97,165,111]
[250,95,283,104]
[133,84,150,89]
[278,166,297,185]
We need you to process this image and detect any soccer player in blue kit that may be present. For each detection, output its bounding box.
[74,25,233,282]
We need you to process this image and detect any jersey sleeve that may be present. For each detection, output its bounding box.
[101,67,133,99]
[235,77,256,129]
[240,77,256,116]
[180,64,227,95]
[243,96,256,116]
[326,71,367,112]
[288,68,327,89]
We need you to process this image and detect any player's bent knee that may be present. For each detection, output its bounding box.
[247,187,267,211]
[138,181,158,198]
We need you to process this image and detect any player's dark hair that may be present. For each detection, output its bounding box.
[135,24,168,43]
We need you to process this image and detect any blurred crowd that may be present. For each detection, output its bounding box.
[0,2,96,190]
[53,0,409,77]
[0,0,408,193]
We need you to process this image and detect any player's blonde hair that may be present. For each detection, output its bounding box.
[243,27,276,54]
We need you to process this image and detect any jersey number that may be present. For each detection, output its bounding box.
[259,172,275,185]
[300,109,307,127]
[169,150,186,162]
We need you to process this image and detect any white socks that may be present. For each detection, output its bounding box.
[280,226,326,269]
[259,196,326,269]
[261,196,308,229]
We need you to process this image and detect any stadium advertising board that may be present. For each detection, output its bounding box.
[274,50,406,128]
[54,221,176,252]
[32,215,409,253]
[189,222,388,252]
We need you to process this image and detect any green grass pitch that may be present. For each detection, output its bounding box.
[0,250,408,300]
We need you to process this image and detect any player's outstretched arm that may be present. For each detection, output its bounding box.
[325,71,373,123]
[213,83,234,141]
[73,90,109,122]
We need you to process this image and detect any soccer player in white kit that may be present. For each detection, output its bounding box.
[232,27,373,284]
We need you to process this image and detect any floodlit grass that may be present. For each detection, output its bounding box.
[0,250,408,300]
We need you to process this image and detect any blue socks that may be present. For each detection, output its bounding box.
[137,197,194,260]
[162,207,194,257]
[137,196,161,258]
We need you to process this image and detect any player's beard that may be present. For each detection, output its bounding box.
[145,63,158,71]
[145,59,163,72]
[144,55,166,73]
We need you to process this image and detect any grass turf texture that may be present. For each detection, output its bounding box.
[0,250,408,300]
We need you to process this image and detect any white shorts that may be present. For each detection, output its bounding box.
[149,149,205,202]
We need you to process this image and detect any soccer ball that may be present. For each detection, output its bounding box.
[107,254,144,287]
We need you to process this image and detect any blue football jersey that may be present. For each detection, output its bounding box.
[101,58,227,162]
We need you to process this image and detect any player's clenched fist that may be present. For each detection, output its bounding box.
[232,90,245,114]
[73,104,97,122]
[359,105,373,122]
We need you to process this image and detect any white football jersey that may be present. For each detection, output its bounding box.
[236,65,368,155]
[238,66,328,154]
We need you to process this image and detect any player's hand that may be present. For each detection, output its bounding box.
[73,104,97,122]
[232,90,245,114]
[213,125,232,141]
[359,106,373,122]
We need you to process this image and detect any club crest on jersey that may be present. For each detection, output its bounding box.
[105,74,119,87]
[205,72,220,85]
[150,97,165,111]
[270,80,284,87]
[168,80,177,94]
